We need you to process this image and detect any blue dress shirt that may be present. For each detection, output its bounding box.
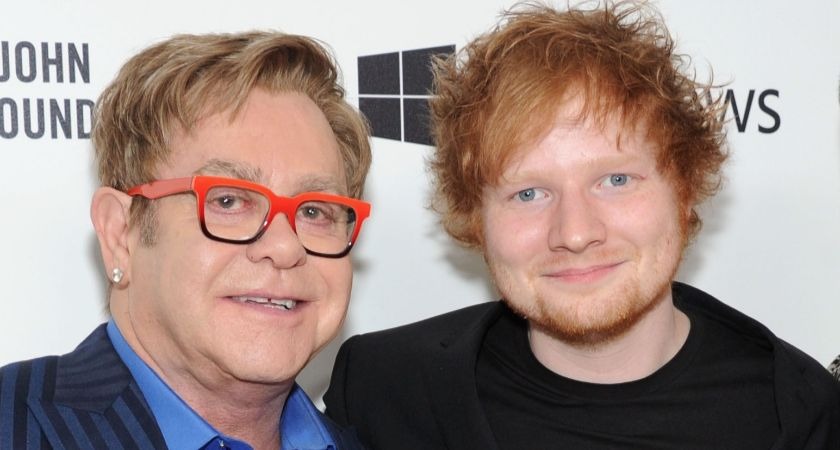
[107,321,338,450]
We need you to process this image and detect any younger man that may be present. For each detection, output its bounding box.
[325,3,840,449]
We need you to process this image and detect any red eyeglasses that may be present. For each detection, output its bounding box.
[127,176,371,258]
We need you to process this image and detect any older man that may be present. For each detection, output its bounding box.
[0,31,371,449]
[325,3,840,449]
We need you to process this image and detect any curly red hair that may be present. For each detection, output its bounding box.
[430,1,727,247]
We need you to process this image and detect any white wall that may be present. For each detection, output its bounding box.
[1,0,838,403]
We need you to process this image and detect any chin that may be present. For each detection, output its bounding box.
[532,297,661,348]
[505,275,673,348]
[235,362,304,386]
[220,345,309,384]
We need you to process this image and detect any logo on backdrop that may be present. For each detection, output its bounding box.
[0,40,94,140]
[722,88,780,134]
[357,45,455,146]
[358,45,780,141]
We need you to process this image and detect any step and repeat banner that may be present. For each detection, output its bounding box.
[2,0,839,401]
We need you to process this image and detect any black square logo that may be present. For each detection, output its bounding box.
[359,97,401,141]
[358,52,400,95]
[358,45,455,145]
[402,45,454,96]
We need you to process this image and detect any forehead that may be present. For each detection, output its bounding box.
[501,103,655,176]
[161,89,346,194]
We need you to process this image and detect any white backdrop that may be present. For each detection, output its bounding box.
[2,0,839,403]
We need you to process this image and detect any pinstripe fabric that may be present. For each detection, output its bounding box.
[0,324,168,449]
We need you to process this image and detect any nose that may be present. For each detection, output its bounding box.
[245,213,307,268]
[547,188,606,253]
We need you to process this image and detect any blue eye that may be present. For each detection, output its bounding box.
[606,174,629,186]
[517,188,537,202]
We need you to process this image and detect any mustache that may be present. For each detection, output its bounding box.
[531,249,635,274]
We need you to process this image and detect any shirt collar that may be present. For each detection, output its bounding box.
[106,320,337,450]
[107,320,220,449]
[281,385,338,450]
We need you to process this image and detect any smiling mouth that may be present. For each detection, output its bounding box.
[546,261,625,282]
[230,296,298,310]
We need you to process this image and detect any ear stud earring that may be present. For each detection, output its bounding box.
[111,267,124,284]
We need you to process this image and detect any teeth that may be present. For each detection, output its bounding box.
[270,299,297,310]
[232,296,297,310]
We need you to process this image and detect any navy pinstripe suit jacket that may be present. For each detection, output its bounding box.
[0,324,167,449]
[0,324,364,450]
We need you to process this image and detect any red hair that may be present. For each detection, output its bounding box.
[430,1,727,247]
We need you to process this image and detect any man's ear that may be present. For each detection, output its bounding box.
[91,187,133,284]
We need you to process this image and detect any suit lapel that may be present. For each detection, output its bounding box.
[424,302,505,450]
[27,324,167,449]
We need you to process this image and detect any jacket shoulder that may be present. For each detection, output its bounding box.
[325,302,499,449]
[350,301,500,352]
[1,355,60,403]
[0,325,168,449]
[777,338,840,404]
[674,282,840,445]
[775,339,840,446]
[326,301,500,406]
[0,355,61,449]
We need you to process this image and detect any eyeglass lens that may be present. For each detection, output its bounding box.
[203,185,357,255]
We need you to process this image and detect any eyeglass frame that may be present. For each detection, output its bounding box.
[126,175,371,258]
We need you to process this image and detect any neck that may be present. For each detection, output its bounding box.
[528,296,690,384]
[170,374,289,450]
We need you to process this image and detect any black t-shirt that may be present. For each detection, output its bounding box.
[476,304,780,449]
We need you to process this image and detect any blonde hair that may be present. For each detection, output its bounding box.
[93,31,371,233]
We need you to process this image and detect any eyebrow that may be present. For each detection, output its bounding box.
[296,176,348,196]
[195,158,347,196]
[196,159,263,182]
